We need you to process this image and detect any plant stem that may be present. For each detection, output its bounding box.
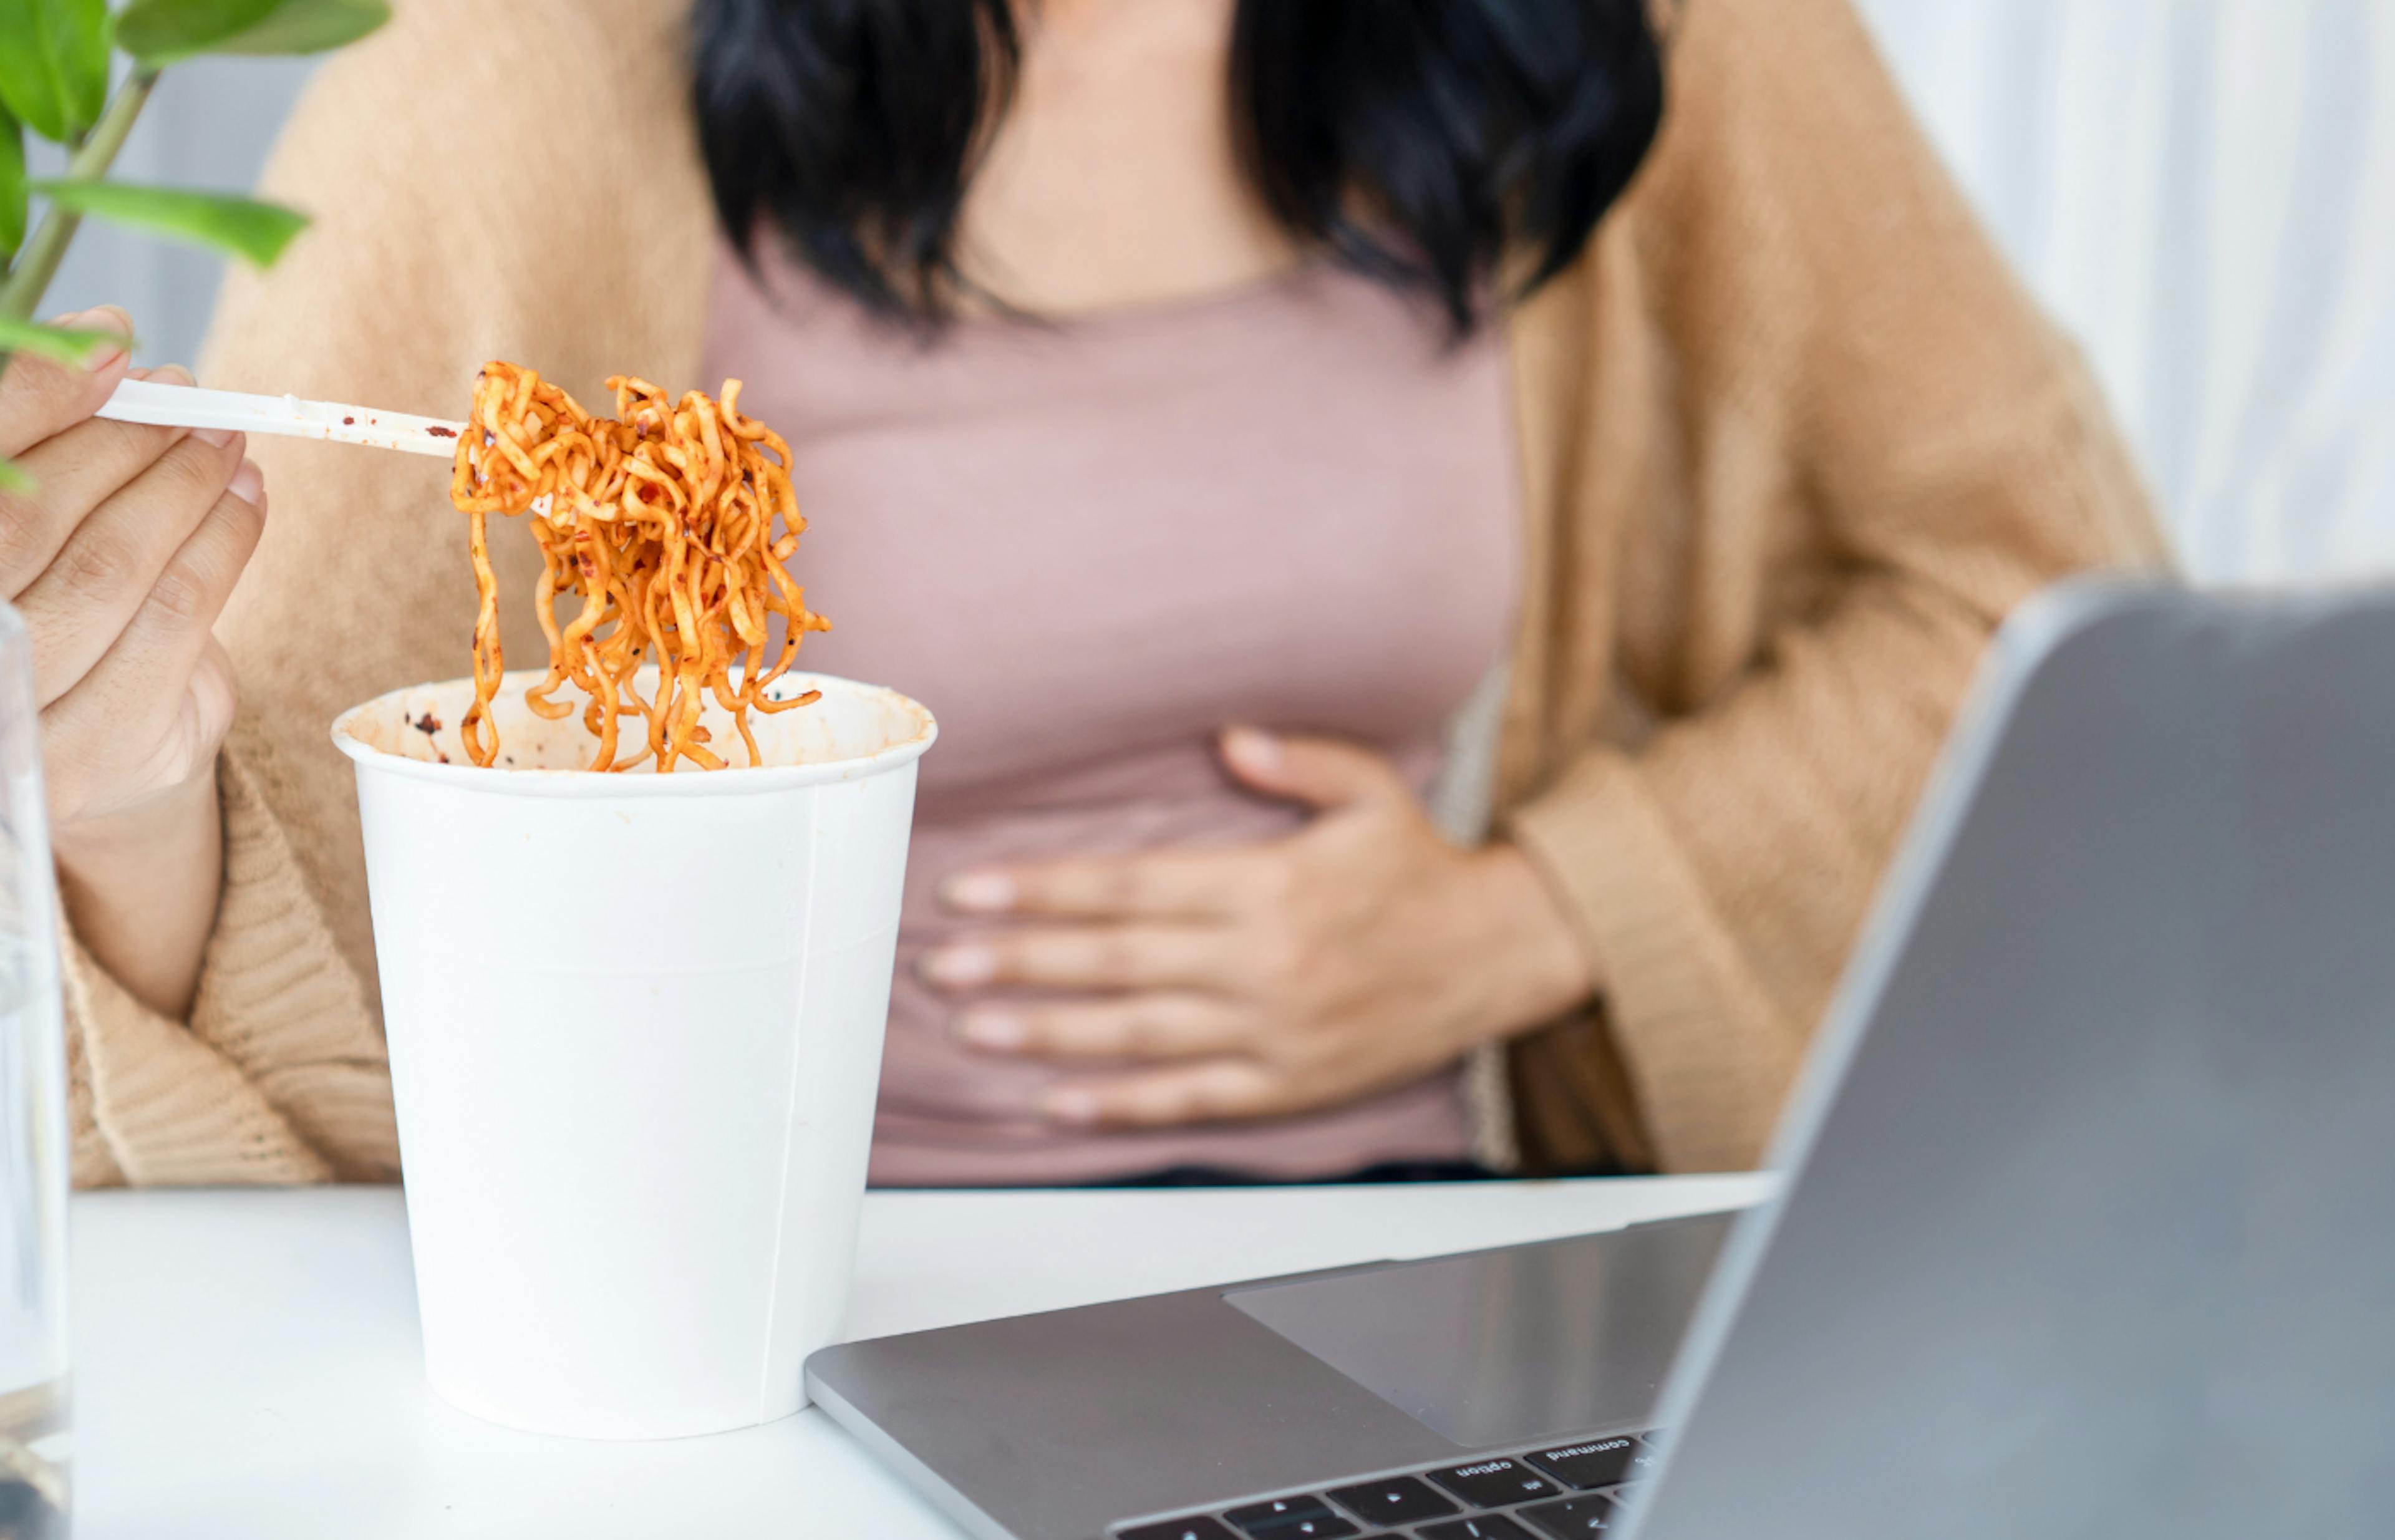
[0,71,162,324]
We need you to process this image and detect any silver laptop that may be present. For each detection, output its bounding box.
[807,581,2395,1540]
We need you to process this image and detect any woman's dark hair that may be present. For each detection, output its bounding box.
[692,0,1665,335]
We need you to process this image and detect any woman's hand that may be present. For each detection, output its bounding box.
[2,309,269,1018]
[924,727,1595,1128]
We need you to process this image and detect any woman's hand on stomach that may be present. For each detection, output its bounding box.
[925,727,1595,1128]
[2,309,269,1017]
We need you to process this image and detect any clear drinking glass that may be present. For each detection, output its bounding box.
[0,603,69,1538]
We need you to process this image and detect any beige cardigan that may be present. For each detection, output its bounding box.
[62,0,2166,1187]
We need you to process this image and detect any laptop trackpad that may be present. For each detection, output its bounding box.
[1224,1212,1735,1448]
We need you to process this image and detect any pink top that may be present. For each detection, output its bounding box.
[702,248,1521,1185]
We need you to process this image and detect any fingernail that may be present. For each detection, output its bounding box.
[61,307,132,372]
[195,427,241,449]
[226,460,266,507]
[1044,1088,1102,1125]
[147,363,194,387]
[957,1010,1027,1050]
[1224,726,1281,773]
[942,871,1016,914]
[921,946,997,988]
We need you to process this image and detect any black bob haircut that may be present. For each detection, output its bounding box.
[692,0,1667,336]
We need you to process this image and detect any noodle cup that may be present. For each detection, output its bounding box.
[331,669,934,1440]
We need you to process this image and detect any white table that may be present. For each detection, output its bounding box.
[71,1176,1769,1538]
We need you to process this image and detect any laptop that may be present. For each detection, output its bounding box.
[807,581,2395,1540]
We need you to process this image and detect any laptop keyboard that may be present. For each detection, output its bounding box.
[1113,1428,1662,1540]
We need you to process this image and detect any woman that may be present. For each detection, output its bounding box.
[47,0,2164,1187]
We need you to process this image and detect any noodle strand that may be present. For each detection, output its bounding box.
[447,362,830,770]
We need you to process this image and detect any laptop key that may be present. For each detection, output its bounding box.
[1119,1521,1239,1540]
[1323,1476,1457,1525]
[1220,1496,1358,1538]
[1223,1495,1333,1533]
[1427,1457,1559,1508]
[1518,1493,1622,1536]
[1526,1436,1640,1489]
[1419,1516,1537,1540]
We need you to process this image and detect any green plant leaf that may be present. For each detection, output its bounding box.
[0,0,110,143]
[116,0,390,66]
[1,105,25,263]
[28,178,308,266]
[209,0,389,56]
[114,0,281,62]
[0,314,122,364]
[0,457,34,494]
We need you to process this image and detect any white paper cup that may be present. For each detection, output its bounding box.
[331,669,934,1440]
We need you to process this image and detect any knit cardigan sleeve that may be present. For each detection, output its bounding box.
[64,742,394,1186]
[1501,0,2172,1173]
[62,0,708,1185]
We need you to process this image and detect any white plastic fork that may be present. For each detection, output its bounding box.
[96,377,467,459]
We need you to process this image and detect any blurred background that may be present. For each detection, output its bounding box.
[31,0,2395,586]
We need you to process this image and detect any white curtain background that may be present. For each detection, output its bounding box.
[33,2,2395,584]
[1854,0,2395,583]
